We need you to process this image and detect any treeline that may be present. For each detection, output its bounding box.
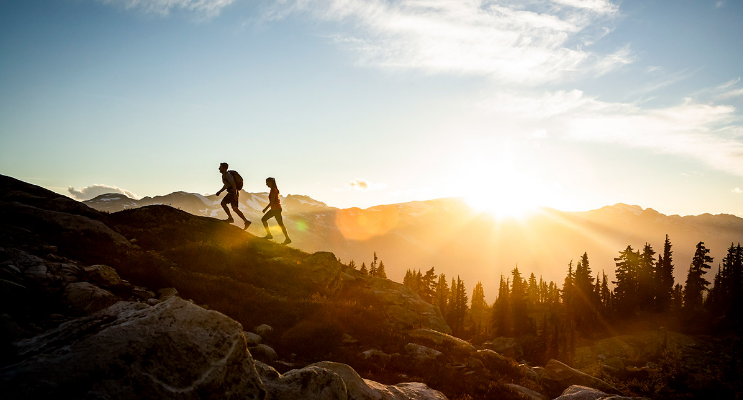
[347,252,387,278]
[394,235,743,343]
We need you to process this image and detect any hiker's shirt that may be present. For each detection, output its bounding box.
[269,187,281,211]
[222,171,237,194]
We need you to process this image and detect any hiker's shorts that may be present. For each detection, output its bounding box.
[222,191,239,209]
[262,209,284,227]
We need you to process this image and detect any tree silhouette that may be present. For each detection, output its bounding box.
[684,241,713,312]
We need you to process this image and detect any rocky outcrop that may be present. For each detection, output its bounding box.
[356,277,451,334]
[553,385,651,400]
[406,328,475,358]
[257,360,448,400]
[541,359,618,398]
[0,297,266,400]
[482,337,524,359]
[506,383,547,400]
[302,252,344,294]
[63,281,119,314]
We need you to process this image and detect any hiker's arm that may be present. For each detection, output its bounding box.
[216,183,228,196]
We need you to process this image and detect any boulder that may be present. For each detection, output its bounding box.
[245,331,262,346]
[541,359,618,397]
[0,297,266,399]
[406,328,475,358]
[261,364,348,400]
[302,252,343,294]
[476,349,514,372]
[519,363,539,382]
[255,323,274,338]
[505,383,547,400]
[310,361,448,400]
[361,349,393,367]
[573,330,696,368]
[251,343,278,362]
[363,278,450,334]
[483,337,523,359]
[553,385,608,400]
[63,282,119,314]
[405,343,444,365]
[83,264,121,287]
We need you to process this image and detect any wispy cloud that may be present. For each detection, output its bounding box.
[68,184,141,201]
[720,87,743,99]
[733,188,743,194]
[341,178,387,192]
[266,0,627,85]
[99,0,234,17]
[718,77,740,90]
[479,90,743,176]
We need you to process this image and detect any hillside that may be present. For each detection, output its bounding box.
[83,190,743,301]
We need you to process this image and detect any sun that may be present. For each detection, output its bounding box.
[457,159,545,219]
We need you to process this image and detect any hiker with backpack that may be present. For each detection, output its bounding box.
[216,162,251,230]
[261,177,291,245]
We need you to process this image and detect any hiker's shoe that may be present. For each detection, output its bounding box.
[263,234,273,240]
[243,221,251,230]
[282,238,292,245]
[224,218,235,223]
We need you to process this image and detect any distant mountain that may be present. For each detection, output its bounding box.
[84,192,743,302]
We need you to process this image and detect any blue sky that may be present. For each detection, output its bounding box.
[1,0,742,216]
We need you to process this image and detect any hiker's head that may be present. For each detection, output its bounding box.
[219,162,228,173]
[266,177,276,189]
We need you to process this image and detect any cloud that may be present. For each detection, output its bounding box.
[720,87,743,99]
[344,179,387,191]
[734,188,743,194]
[68,184,141,201]
[479,90,743,176]
[266,0,628,85]
[99,0,234,17]
[718,78,740,90]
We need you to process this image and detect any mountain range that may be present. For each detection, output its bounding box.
[84,191,743,302]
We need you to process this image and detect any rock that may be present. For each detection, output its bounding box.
[541,359,619,397]
[83,264,121,287]
[310,361,448,400]
[476,349,514,372]
[405,343,444,365]
[406,328,475,358]
[131,286,156,301]
[519,363,539,381]
[244,331,262,346]
[147,298,160,306]
[361,349,392,367]
[573,330,696,368]
[261,364,348,400]
[553,385,608,400]
[343,333,359,344]
[0,298,266,399]
[483,337,523,359]
[362,278,450,334]
[157,287,179,300]
[63,282,119,314]
[506,383,547,400]
[255,323,274,338]
[532,366,545,380]
[250,343,278,362]
[302,252,343,294]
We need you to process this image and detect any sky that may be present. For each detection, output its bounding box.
[1,0,743,217]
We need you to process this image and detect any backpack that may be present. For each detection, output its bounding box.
[230,170,244,191]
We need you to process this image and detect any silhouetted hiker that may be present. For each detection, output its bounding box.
[216,162,251,230]
[262,177,291,245]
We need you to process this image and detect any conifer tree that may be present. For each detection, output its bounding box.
[491,274,511,336]
[369,252,378,276]
[511,267,530,334]
[347,260,356,271]
[655,235,675,312]
[684,241,713,312]
[638,243,656,311]
[528,273,539,307]
[471,282,487,310]
[671,283,684,313]
[421,267,436,303]
[613,245,639,316]
[403,269,413,287]
[376,260,387,278]
[360,262,368,275]
[436,273,449,317]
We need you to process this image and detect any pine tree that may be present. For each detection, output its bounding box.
[511,267,530,334]
[638,243,656,311]
[471,282,487,310]
[435,274,449,317]
[613,245,639,316]
[655,235,675,312]
[360,262,368,275]
[528,273,539,308]
[421,267,436,303]
[369,252,378,276]
[403,269,413,287]
[491,274,511,336]
[600,271,611,314]
[684,241,713,312]
[376,260,387,278]
[347,260,356,271]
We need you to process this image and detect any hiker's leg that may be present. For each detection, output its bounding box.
[232,205,249,223]
[275,211,290,240]
[261,211,272,235]
[221,197,233,219]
